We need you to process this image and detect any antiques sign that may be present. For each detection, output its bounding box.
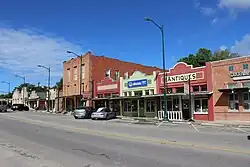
[166,73,197,83]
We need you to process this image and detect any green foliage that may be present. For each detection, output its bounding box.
[55,78,63,90]
[177,48,240,67]
[0,93,12,99]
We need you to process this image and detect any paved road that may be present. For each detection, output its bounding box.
[0,112,250,167]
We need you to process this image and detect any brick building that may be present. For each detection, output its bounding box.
[210,56,250,121]
[156,62,213,121]
[63,51,161,111]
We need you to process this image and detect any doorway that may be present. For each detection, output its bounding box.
[138,99,145,117]
[182,98,191,120]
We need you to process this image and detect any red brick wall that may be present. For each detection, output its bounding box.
[91,55,162,83]
[211,56,250,121]
[63,52,161,99]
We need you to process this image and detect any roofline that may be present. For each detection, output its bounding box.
[210,55,250,64]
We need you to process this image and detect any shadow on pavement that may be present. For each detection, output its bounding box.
[247,136,250,140]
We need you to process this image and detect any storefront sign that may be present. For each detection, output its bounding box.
[166,73,197,83]
[128,79,147,88]
[230,70,250,78]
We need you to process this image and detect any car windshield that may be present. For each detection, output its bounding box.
[96,107,105,112]
[76,106,86,110]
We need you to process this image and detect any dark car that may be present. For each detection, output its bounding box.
[91,107,116,120]
[73,106,96,119]
[11,104,29,111]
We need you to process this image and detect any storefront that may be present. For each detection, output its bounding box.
[120,71,158,117]
[211,57,250,121]
[156,62,213,121]
[93,77,121,114]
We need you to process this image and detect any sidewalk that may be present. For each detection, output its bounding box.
[195,120,250,128]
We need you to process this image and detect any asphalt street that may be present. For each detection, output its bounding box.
[0,111,250,167]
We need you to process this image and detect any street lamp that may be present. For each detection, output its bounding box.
[15,74,26,104]
[37,65,51,112]
[144,17,168,121]
[67,51,83,107]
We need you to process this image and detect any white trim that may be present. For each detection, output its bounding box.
[193,112,208,115]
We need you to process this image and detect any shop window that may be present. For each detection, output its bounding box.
[228,66,234,72]
[193,86,199,92]
[145,90,150,95]
[131,100,138,112]
[176,87,184,93]
[112,93,119,97]
[105,69,111,77]
[194,98,208,113]
[243,82,250,88]
[200,85,207,91]
[228,83,236,89]
[165,96,179,111]
[115,71,120,80]
[146,100,156,112]
[150,89,154,95]
[228,93,239,111]
[104,93,111,98]
[134,91,142,96]
[243,92,250,111]
[123,92,127,96]
[97,94,103,98]
[123,100,131,112]
[128,92,132,96]
[243,64,249,70]
[148,79,152,84]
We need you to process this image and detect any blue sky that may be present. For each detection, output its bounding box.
[1,0,250,93]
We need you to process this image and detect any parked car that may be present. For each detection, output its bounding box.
[73,106,96,119]
[91,107,116,120]
[0,100,8,112]
[11,104,29,111]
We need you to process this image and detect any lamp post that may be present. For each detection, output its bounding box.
[144,17,168,121]
[37,65,51,112]
[15,74,26,104]
[67,51,83,107]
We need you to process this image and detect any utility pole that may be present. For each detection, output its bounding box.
[15,75,26,105]
[67,51,83,107]
[144,17,168,121]
[37,65,51,112]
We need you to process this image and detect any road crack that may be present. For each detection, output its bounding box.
[0,143,39,160]
[72,148,111,160]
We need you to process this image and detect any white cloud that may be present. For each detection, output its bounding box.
[211,17,218,24]
[231,34,250,55]
[0,27,84,85]
[218,0,250,9]
[200,7,216,16]
[220,45,228,50]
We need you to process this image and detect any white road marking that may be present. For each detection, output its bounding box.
[190,123,200,132]
[157,121,164,127]
[230,126,247,133]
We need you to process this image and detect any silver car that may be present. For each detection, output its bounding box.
[91,107,116,120]
[73,106,96,119]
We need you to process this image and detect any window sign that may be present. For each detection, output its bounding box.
[128,79,148,88]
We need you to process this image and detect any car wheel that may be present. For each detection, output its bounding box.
[74,116,78,119]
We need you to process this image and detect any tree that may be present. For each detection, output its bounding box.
[177,48,241,67]
[55,78,63,90]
